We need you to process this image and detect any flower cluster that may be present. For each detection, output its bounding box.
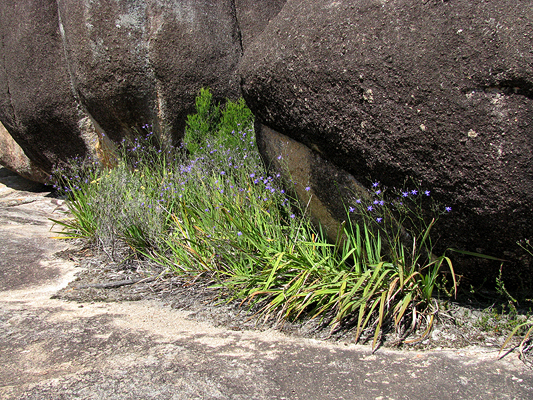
[348,181,451,224]
[343,180,453,269]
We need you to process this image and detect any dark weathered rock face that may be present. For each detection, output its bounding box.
[235,0,287,49]
[240,0,533,285]
[0,0,93,175]
[57,0,243,144]
[0,0,286,181]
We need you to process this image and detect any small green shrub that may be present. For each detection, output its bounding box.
[185,88,220,154]
[185,88,254,155]
[500,320,533,361]
[218,97,254,147]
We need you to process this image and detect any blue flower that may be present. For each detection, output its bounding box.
[402,192,409,197]
[372,182,379,187]
[237,231,242,236]
[305,186,311,192]
[349,206,356,213]
[411,190,418,195]
[445,206,452,212]
[376,217,383,223]
[356,199,361,204]
[290,214,296,219]
[367,205,374,211]
[424,190,431,196]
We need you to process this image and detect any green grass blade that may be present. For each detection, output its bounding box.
[372,291,388,351]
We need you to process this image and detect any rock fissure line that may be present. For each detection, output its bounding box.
[144,7,167,141]
[56,1,78,106]
[0,33,19,131]
[230,0,244,57]
[72,276,157,290]
[463,80,533,100]
[56,0,99,129]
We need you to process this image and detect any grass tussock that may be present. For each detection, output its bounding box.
[51,88,530,352]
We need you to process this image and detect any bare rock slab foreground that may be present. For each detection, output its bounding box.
[0,167,532,399]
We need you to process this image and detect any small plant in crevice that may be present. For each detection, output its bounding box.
[518,239,533,258]
[184,87,220,154]
[500,318,533,363]
[185,88,254,155]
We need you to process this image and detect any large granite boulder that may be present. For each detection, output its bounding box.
[0,0,95,176]
[240,0,533,286]
[0,0,285,181]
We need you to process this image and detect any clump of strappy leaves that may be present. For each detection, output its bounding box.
[229,181,459,350]
[50,88,466,351]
